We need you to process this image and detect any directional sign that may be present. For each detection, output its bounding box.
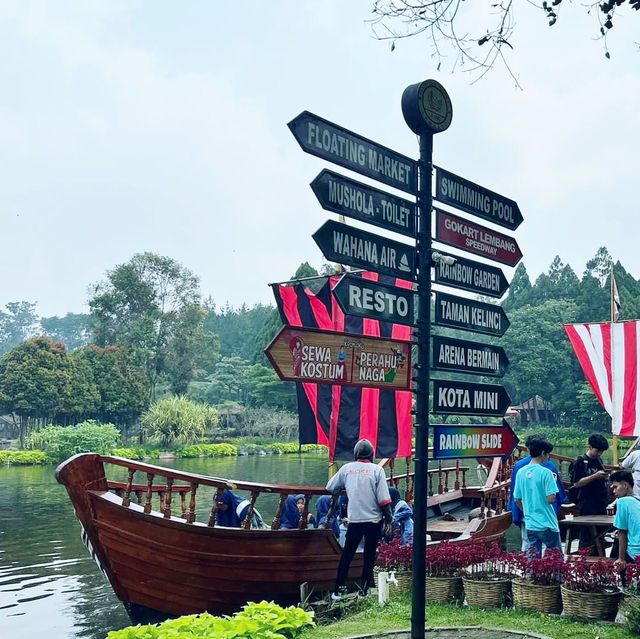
[432,335,508,378]
[288,111,417,194]
[265,325,411,390]
[434,291,510,338]
[435,167,523,231]
[435,209,523,267]
[313,220,416,280]
[333,274,414,326]
[433,251,509,299]
[432,379,511,417]
[433,420,519,460]
[310,169,416,238]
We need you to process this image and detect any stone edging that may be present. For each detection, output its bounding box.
[341,626,554,639]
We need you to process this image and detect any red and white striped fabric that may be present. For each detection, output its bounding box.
[564,322,640,436]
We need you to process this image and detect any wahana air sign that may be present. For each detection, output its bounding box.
[265,326,412,390]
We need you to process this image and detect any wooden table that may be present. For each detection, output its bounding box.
[560,515,614,556]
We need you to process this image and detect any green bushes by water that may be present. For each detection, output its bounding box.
[0,450,49,465]
[518,424,609,449]
[176,443,238,457]
[105,601,314,639]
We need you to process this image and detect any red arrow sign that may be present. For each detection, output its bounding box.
[435,209,523,267]
[433,420,519,460]
[265,325,412,390]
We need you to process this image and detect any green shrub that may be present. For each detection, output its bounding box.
[26,420,120,463]
[110,447,146,460]
[105,601,314,639]
[519,424,597,448]
[176,443,238,458]
[0,450,49,465]
[623,595,640,635]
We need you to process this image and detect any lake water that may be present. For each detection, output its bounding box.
[0,444,602,639]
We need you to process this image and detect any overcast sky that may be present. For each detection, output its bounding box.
[1,1,638,318]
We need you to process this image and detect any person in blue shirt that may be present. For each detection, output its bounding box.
[316,495,340,536]
[513,437,562,557]
[386,487,414,545]
[509,434,567,550]
[610,469,640,565]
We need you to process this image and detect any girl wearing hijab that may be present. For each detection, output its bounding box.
[295,494,317,528]
[316,495,340,536]
[215,489,252,528]
[387,487,414,545]
[279,495,302,529]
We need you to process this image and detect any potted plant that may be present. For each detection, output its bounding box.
[375,534,413,591]
[561,551,623,621]
[461,540,517,608]
[512,548,564,614]
[425,540,467,603]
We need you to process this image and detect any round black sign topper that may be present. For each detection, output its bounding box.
[402,79,452,135]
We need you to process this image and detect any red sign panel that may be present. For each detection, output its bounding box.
[435,209,522,267]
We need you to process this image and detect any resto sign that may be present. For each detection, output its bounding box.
[265,325,412,390]
[433,251,509,299]
[434,291,510,338]
[432,379,511,417]
[433,421,519,460]
[435,209,522,267]
[333,274,414,325]
[288,111,417,194]
[435,167,523,231]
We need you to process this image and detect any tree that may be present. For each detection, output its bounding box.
[40,313,91,350]
[0,302,39,355]
[89,253,205,400]
[371,1,639,81]
[141,396,219,447]
[244,363,296,410]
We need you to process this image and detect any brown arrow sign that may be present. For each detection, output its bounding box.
[265,325,412,390]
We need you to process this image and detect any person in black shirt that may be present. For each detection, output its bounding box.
[570,433,610,551]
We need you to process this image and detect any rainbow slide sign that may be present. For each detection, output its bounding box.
[433,421,518,460]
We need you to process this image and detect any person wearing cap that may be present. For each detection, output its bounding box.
[325,438,393,599]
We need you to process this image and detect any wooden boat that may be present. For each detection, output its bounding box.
[56,451,515,620]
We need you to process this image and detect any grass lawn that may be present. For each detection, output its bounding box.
[298,593,636,639]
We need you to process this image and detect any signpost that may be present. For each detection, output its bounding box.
[433,420,519,460]
[433,251,509,299]
[265,325,412,390]
[432,379,511,417]
[333,274,414,326]
[432,334,508,378]
[310,169,416,238]
[434,166,523,231]
[312,220,416,279]
[288,111,417,194]
[435,208,523,267]
[434,291,510,338]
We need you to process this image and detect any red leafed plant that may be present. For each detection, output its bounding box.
[562,550,622,593]
[376,533,413,571]
[514,548,564,586]
[462,540,519,581]
[426,540,470,577]
[622,557,640,594]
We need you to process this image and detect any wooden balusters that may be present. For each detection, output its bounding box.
[428,471,434,497]
[186,483,198,523]
[242,491,259,530]
[180,492,187,518]
[209,486,224,527]
[164,478,174,518]
[437,461,443,494]
[144,473,154,514]
[443,467,450,494]
[272,494,287,530]
[135,490,143,505]
[461,468,467,488]
[454,461,460,490]
[122,468,135,507]
[324,494,339,529]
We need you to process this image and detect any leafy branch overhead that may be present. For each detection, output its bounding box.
[371,0,640,81]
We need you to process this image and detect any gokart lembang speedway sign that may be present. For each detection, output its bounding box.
[265,325,411,390]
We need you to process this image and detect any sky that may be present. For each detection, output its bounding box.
[0,1,638,318]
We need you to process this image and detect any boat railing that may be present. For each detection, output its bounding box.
[101,455,340,532]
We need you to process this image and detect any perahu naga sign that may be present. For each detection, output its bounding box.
[265,325,412,390]
[432,379,511,417]
[434,291,510,338]
[433,421,519,460]
[288,111,417,194]
[310,169,416,238]
[313,220,416,280]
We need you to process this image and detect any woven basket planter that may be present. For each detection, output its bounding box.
[512,578,562,614]
[426,575,464,604]
[560,585,621,621]
[463,577,512,608]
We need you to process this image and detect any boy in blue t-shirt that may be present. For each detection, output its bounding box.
[611,469,640,565]
[513,438,562,557]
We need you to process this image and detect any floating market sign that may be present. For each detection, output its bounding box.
[432,335,508,378]
[434,291,510,338]
[265,325,412,390]
[288,111,417,194]
[432,379,511,416]
[434,167,523,231]
[435,209,523,267]
[333,274,414,325]
[313,220,416,279]
[433,421,519,460]
[433,251,509,299]
[310,169,416,237]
